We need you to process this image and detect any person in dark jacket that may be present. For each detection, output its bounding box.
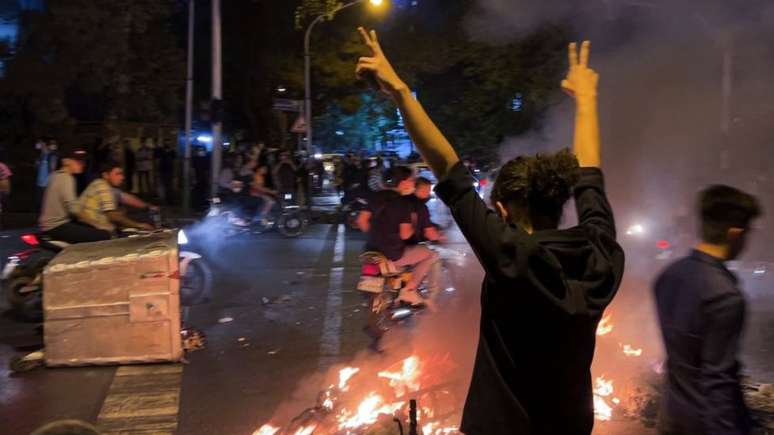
[355,30,624,434]
[654,185,761,435]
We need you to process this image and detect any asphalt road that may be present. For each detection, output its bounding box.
[0,217,771,435]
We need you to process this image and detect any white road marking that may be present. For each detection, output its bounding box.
[333,223,346,263]
[319,224,346,365]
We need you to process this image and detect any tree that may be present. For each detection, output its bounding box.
[292,0,569,164]
[0,0,184,147]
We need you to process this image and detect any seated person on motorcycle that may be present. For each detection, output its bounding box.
[39,147,112,244]
[250,167,278,223]
[79,160,156,235]
[273,151,298,196]
[357,166,438,307]
[408,176,443,244]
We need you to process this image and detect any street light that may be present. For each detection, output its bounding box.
[304,0,385,155]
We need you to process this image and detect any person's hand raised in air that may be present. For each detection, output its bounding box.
[355,27,408,98]
[561,41,599,100]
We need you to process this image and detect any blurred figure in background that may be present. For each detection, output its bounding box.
[0,152,12,226]
[155,140,177,204]
[123,139,136,193]
[654,185,762,435]
[135,139,154,196]
[251,165,277,224]
[273,151,297,197]
[192,145,210,209]
[35,137,59,209]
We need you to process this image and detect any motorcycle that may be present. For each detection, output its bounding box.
[340,196,368,230]
[2,219,212,321]
[208,190,308,238]
[357,251,437,351]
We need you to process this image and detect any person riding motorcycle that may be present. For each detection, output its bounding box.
[250,167,278,224]
[79,160,157,235]
[38,147,113,244]
[408,176,444,244]
[357,166,438,307]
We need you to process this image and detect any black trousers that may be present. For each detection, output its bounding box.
[44,222,111,244]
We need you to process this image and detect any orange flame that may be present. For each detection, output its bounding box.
[292,426,316,435]
[253,425,280,435]
[597,314,614,336]
[593,375,615,421]
[422,421,459,434]
[337,393,405,429]
[338,367,360,392]
[377,355,421,397]
[622,344,643,357]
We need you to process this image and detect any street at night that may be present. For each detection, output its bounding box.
[1,211,773,433]
[2,0,774,434]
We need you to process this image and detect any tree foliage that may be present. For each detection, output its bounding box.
[0,0,184,145]
[292,0,569,164]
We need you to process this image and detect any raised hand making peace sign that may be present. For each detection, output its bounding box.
[355,27,408,98]
[561,41,599,100]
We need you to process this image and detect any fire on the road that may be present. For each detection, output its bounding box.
[597,314,614,336]
[257,312,652,433]
[255,355,460,434]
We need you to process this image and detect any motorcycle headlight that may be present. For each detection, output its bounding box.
[284,193,293,200]
[178,230,189,246]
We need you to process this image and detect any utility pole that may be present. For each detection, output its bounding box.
[182,0,195,213]
[210,0,223,197]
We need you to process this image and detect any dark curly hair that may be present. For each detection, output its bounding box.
[491,149,580,228]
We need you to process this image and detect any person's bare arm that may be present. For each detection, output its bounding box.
[119,191,157,210]
[561,41,601,168]
[399,223,414,241]
[424,226,441,242]
[106,210,153,231]
[357,210,372,233]
[355,28,459,180]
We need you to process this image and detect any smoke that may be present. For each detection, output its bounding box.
[469,0,774,396]
[476,0,774,260]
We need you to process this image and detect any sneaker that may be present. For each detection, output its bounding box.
[397,288,426,307]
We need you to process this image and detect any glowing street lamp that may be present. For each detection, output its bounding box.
[303,0,386,154]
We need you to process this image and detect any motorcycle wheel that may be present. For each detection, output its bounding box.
[278,213,306,238]
[4,271,37,309]
[366,293,391,338]
[180,258,213,306]
[9,354,44,373]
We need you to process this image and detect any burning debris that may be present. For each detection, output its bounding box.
[596,314,614,336]
[255,355,462,435]
[592,311,660,427]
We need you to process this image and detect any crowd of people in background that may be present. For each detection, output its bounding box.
[0,131,466,231]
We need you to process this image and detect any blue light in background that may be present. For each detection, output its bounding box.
[512,93,523,112]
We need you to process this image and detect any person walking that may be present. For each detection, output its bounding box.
[654,186,761,435]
